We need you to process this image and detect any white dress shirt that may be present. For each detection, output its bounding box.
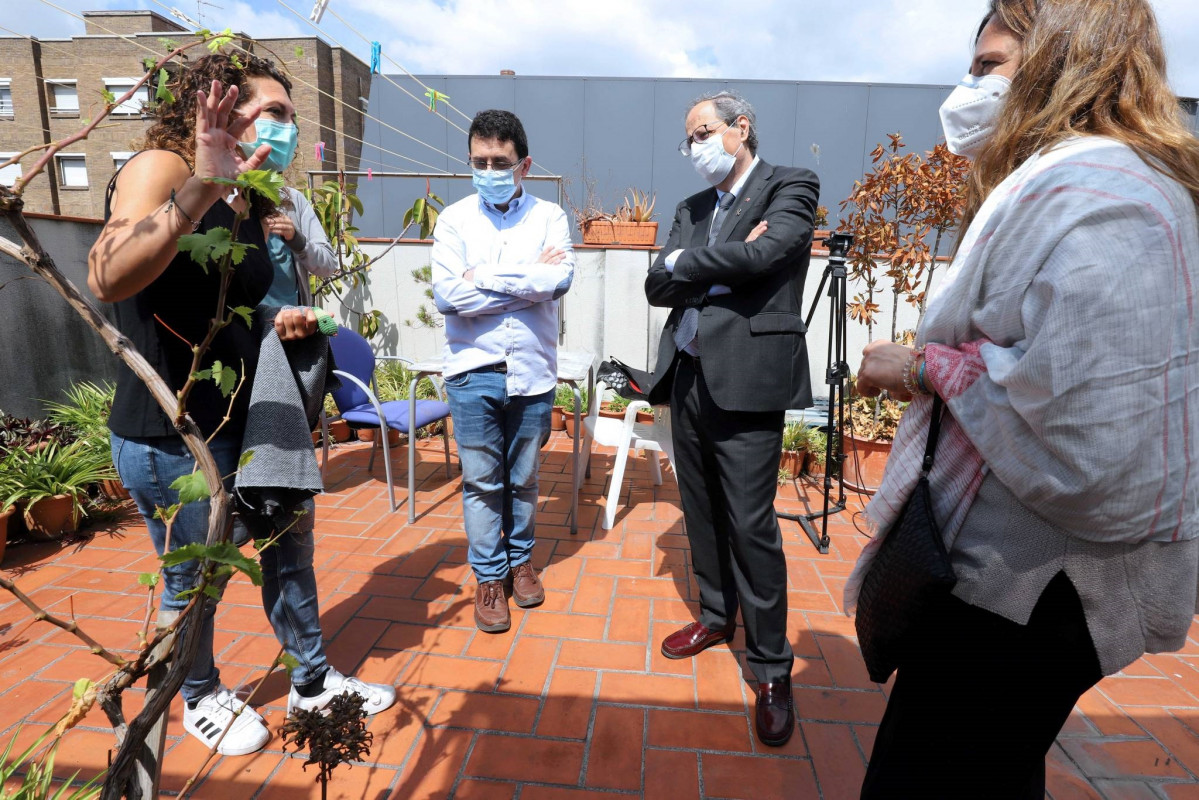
[432,188,575,396]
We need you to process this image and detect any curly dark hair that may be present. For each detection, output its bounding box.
[142,53,294,216]
[468,109,529,160]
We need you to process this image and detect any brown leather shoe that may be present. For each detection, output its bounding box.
[474,580,510,633]
[511,562,545,608]
[755,677,794,747]
[660,621,734,660]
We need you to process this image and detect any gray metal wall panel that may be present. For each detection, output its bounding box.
[792,82,872,224]
[513,78,587,209]
[582,80,658,216]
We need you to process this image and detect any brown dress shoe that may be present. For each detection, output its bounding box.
[511,562,545,608]
[474,580,510,633]
[660,621,735,660]
[755,676,794,747]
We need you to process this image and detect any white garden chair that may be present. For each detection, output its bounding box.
[578,380,676,530]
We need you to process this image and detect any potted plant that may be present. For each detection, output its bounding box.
[803,428,829,479]
[551,385,574,431]
[3,441,115,540]
[838,133,968,492]
[780,422,804,477]
[579,187,658,246]
[562,388,588,439]
[599,392,630,419]
[43,381,129,501]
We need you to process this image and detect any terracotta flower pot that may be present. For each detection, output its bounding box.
[23,494,81,540]
[100,478,131,501]
[804,452,827,479]
[358,427,401,447]
[843,434,892,496]
[635,409,654,424]
[564,413,579,439]
[0,506,13,563]
[581,219,658,246]
[551,406,566,431]
[327,419,351,443]
[598,403,626,420]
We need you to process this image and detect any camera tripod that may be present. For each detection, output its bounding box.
[777,232,854,554]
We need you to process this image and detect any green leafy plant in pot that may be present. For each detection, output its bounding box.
[3,441,116,540]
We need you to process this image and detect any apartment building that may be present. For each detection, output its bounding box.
[0,9,370,218]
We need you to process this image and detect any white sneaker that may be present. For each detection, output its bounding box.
[182,686,270,756]
[286,667,396,717]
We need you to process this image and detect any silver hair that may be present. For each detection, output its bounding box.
[687,90,758,153]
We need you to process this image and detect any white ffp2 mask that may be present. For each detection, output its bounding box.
[939,73,1011,159]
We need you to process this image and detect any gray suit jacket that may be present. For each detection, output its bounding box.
[644,160,820,412]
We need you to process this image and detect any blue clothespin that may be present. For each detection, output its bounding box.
[370,41,381,74]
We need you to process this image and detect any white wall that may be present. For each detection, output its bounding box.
[326,242,934,399]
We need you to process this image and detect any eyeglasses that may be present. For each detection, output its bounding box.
[469,157,522,171]
[678,121,729,156]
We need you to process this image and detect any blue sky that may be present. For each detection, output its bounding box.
[5,0,1199,96]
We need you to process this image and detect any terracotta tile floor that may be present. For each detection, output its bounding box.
[3,432,1199,798]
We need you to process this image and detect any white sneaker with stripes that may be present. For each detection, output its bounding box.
[182,685,270,756]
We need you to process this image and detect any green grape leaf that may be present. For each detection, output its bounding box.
[72,678,93,699]
[206,28,234,54]
[153,503,181,522]
[169,471,210,505]
[137,573,159,587]
[278,652,300,670]
[293,46,304,59]
[238,449,255,469]
[236,169,285,205]
[191,369,212,382]
[230,53,244,70]
[178,227,251,271]
[101,89,116,105]
[160,542,264,586]
[230,305,254,328]
[202,585,222,600]
[155,68,174,105]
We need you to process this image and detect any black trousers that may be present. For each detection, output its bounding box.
[861,572,1103,799]
[670,354,793,683]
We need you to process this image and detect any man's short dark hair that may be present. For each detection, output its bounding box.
[468,109,529,160]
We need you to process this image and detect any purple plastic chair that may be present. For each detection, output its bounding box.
[323,325,452,519]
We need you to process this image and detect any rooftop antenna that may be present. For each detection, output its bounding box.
[195,0,223,27]
[167,5,201,28]
[310,0,331,23]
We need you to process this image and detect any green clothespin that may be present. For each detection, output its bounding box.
[424,88,449,112]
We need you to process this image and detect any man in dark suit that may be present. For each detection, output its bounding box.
[645,90,819,747]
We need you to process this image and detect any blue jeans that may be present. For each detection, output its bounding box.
[112,433,328,702]
[444,370,553,582]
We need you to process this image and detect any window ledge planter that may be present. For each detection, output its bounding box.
[581,220,658,246]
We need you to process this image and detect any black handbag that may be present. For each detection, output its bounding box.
[596,357,653,401]
[854,395,957,683]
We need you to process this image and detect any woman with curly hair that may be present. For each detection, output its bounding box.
[852,0,1199,794]
[88,53,393,757]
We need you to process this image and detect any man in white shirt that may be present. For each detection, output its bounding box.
[432,109,575,633]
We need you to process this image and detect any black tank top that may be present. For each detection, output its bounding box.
[104,151,273,440]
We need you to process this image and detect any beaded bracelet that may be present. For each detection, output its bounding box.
[902,347,930,396]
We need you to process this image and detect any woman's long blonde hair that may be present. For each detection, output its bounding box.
[963,0,1199,233]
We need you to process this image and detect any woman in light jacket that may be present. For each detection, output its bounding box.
[852,0,1199,795]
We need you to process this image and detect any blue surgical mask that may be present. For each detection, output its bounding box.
[473,165,520,206]
[239,119,298,172]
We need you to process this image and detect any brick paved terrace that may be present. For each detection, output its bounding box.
[2,432,1199,798]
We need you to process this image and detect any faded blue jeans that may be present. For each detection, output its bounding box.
[112,432,328,702]
[443,370,553,582]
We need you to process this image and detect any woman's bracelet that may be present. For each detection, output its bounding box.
[902,347,931,396]
[165,188,201,232]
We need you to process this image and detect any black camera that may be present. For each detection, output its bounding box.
[822,231,854,259]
